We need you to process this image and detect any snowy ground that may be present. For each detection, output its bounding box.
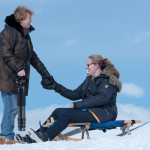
[0,123,150,150]
[0,104,150,150]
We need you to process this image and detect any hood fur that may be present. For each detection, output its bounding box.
[5,14,35,36]
[101,64,122,92]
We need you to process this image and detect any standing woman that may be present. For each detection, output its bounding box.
[17,54,122,143]
[0,6,51,140]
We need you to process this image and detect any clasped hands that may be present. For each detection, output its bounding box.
[41,76,57,90]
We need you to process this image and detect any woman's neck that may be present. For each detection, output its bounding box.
[92,69,102,78]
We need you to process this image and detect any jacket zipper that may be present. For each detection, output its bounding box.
[105,108,110,116]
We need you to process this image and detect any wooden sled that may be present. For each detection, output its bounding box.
[43,117,141,141]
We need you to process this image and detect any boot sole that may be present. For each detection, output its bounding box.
[28,128,43,143]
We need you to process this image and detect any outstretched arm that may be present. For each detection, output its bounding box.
[31,51,50,77]
[41,76,85,101]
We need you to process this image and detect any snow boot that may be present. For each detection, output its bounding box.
[28,128,49,142]
[0,137,21,144]
[16,134,35,143]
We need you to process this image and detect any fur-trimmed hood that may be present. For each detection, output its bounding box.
[4,14,35,36]
[101,64,122,92]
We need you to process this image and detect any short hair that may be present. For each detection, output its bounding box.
[14,6,34,23]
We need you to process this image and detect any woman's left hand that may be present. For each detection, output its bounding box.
[71,103,74,108]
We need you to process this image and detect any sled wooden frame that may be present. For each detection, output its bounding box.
[43,117,141,141]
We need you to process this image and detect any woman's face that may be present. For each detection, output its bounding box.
[86,58,97,77]
[20,13,32,29]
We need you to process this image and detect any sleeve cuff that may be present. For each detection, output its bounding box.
[73,102,77,108]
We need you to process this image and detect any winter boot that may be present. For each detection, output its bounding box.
[28,128,49,142]
[16,134,35,143]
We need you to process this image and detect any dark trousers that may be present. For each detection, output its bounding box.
[38,108,97,141]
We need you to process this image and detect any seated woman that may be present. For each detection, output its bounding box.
[16,54,121,143]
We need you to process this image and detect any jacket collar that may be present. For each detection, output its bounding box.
[87,74,108,80]
[5,14,35,36]
[101,64,122,92]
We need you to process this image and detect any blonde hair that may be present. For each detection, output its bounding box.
[14,6,34,23]
[89,54,111,70]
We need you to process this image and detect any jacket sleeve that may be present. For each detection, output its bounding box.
[54,80,86,101]
[30,50,50,77]
[73,78,116,109]
[0,29,24,73]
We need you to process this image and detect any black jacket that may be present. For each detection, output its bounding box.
[0,14,49,95]
[55,67,121,123]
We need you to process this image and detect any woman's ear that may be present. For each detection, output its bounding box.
[95,63,100,68]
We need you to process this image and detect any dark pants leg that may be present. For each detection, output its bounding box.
[38,108,97,141]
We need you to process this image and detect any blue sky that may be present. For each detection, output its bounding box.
[0,0,150,112]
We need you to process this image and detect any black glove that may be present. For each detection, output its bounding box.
[42,77,52,85]
[41,76,57,90]
[40,68,52,85]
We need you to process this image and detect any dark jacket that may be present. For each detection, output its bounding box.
[0,14,49,95]
[55,64,122,123]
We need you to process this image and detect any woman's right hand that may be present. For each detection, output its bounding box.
[17,69,26,76]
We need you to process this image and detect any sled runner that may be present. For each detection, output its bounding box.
[43,117,141,141]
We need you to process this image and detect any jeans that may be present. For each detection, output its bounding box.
[0,91,18,140]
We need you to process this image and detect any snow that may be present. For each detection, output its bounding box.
[0,104,150,150]
[0,123,150,150]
